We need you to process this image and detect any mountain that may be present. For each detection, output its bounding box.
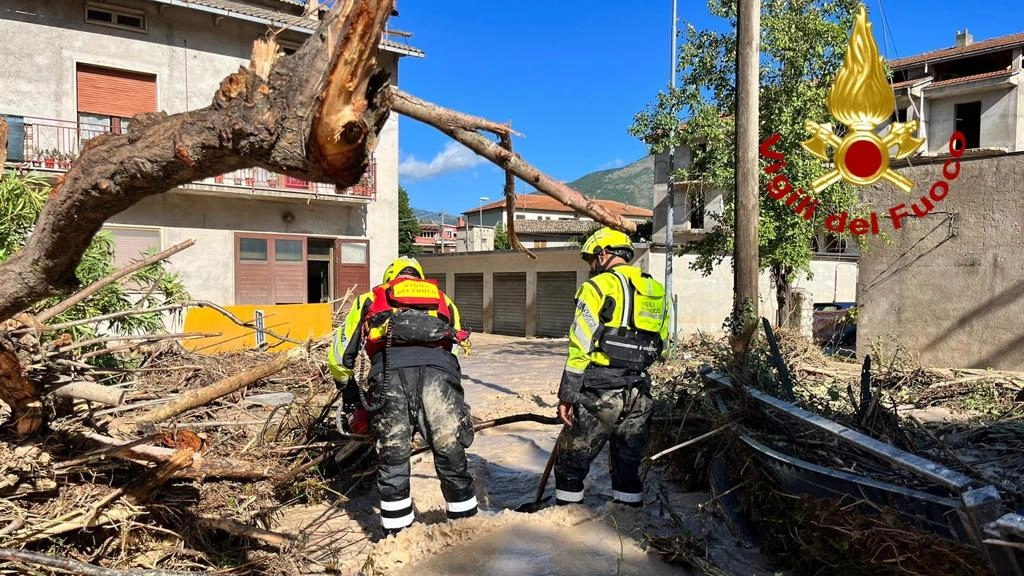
[410,155,655,220]
[412,208,446,224]
[565,156,654,209]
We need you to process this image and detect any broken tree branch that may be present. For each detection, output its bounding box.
[392,89,637,234]
[52,381,125,406]
[127,345,308,428]
[499,133,536,259]
[36,240,196,324]
[197,517,297,548]
[0,548,206,576]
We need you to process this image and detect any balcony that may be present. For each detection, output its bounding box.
[2,115,376,200]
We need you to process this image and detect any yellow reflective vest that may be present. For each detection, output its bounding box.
[558,265,669,403]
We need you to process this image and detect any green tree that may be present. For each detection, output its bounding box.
[493,222,510,250]
[630,0,866,321]
[0,171,187,359]
[398,185,421,256]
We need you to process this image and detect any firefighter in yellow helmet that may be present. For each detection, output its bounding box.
[553,227,670,507]
[327,256,477,537]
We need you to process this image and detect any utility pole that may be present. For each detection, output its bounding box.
[732,0,761,361]
[665,0,679,351]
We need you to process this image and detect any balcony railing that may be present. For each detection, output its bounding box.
[3,114,376,199]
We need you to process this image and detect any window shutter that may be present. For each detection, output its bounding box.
[76,64,157,118]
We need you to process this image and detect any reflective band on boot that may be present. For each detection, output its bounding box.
[446,495,479,519]
[555,489,584,505]
[612,490,643,506]
[380,498,415,530]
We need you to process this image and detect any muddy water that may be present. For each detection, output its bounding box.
[278,334,772,575]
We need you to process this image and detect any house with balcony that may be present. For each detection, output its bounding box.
[414,221,459,254]
[1,0,422,309]
[889,30,1024,154]
[459,193,653,250]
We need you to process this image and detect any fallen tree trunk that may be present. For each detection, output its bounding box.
[0,0,393,323]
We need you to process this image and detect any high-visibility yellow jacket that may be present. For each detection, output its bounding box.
[327,287,464,384]
[557,265,670,404]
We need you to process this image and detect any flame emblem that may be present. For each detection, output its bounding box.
[801,5,924,193]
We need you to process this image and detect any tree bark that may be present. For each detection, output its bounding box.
[392,90,637,234]
[0,0,394,324]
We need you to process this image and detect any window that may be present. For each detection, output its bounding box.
[890,107,908,123]
[103,225,160,290]
[515,215,525,220]
[689,189,705,229]
[240,238,268,260]
[954,101,981,150]
[86,2,147,32]
[103,225,160,267]
[275,239,303,261]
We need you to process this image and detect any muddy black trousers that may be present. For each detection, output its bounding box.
[554,382,654,506]
[371,366,477,532]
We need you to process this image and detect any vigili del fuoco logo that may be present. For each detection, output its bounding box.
[759,5,965,235]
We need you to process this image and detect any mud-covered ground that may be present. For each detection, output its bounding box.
[277,334,773,575]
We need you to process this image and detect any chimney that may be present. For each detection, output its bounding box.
[956,29,973,48]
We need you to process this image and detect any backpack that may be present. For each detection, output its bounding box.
[597,271,666,370]
[361,277,466,357]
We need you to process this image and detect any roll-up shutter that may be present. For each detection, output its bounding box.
[491,273,526,336]
[453,273,483,332]
[535,272,579,338]
[76,64,157,118]
[425,274,446,293]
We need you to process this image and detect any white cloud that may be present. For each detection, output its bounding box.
[399,142,486,181]
[599,158,626,170]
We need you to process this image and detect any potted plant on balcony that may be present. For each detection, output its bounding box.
[58,151,75,170]
[213,173,225,184]
[42,149,57,169]
[267,175,280,188]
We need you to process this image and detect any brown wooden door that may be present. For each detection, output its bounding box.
[335,239,370,303]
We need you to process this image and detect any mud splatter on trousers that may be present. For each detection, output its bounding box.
[554,379,654,505]
[371,366,477,531]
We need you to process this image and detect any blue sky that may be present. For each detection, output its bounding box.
[392,1,1022,217]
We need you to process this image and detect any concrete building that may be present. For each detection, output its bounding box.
[464,193,652,229]
[414,222,459,254]
[890,30,1024,154]
[857,151,1024,370]
[457,192,652,252]
[1,0,421,309]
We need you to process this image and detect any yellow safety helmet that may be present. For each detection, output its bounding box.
[382,256,424,283]
[580,227,634,262]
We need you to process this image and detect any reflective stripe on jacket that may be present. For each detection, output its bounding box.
[557,265,669,403]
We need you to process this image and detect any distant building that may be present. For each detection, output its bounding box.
[889,29,1024,154]
[414,222,459,254]
[457,193,652,252]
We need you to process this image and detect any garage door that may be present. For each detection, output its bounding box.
[454,273,484,332]
[492,272,526,336]
[536,272,579,338]
[425,273,446,293]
